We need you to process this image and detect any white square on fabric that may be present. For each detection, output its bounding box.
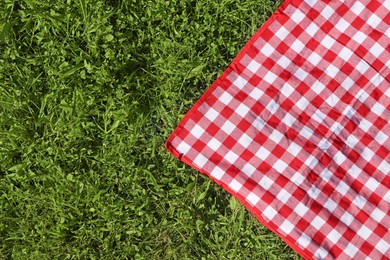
[211,166,224,180]
[314,247,328,259]
[291,172,305,186]
[330,122,343,136]
[229,179,242,192]
[225,150,239,163]
[352,31,368,44]
[282,112,296,127]
[254,116,266,131]
[305,155,318,169]
[376,239,390,254]
[371,102,386,116]
[247,60,261,73]
[291,10,306,24]
[343,105,357,119]
[356,60,370,74]
[208,137,222,151]
[249,88,264,100]
[233,75,248,90]
[221,120,235,134]
[319,168,332,182]
[322,35,336,48]
[346,135,359,148]
[325,64,339,78]
[259,175,273,189]
[277,55,292,69]
[255,146,271,161]
[194,154,208,168]
[307,185,321,200]
[318,138,331,151]
[312,215,326,229]
[333,151,347,165]
[269,129,284,143]
[307,52,322,66]
[341,77,355,91]
[335,181,349,196]
[279,220,294,235]
[274,159,289,172]
[263,205,277,220]
[220,91,234,105]
[298,233,312,247]
[305,0,317,7]
[384,0,390,10]
[296,97,310,110]
[312,110,327,125]
[375,131,387,145]
[280,82,295,97]
[247,192,260,205]
[242,163,256,177]
[371,74,384,86]
[340,211,354,226]
[261,42,275,56]
[291,40,305,54]
[276,189,291,203]
[275,26,289,41]
[367,14,381,29]
[323,198,338,212]
[357,225,372,240]
[361,147,375,161]
[177,141,191,154]
[236,103,251,117]
[378,160,390,174]
[335,18,349,33]
[328,229,342,244]
[364,177,380,191]
[321,5,335,19]
[359,118,373,132]
[371,207,386,222]
[205,107,219,122]
[300,126,314,140]
[347,164,361,179]
[295,202,309,217]
[344,243,359,258]
[351,1,365,15]
[238,133,252,148]
[306,22,319,37]
[353,195,367,209]
[191,125,205,138]
[312,81,326,94]
[263,71,278,84]
[266,100,279,114]
[286,142,301,157]
[339,47,354,61]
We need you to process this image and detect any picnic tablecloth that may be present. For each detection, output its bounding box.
[165,0,390,258]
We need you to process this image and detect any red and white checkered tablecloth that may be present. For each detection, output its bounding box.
[165,0,390,258]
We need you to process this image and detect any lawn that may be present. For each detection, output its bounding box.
[0,0,301,258]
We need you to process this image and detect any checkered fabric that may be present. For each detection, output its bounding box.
[165,0,390,259]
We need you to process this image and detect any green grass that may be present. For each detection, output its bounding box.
[0,0,301,259]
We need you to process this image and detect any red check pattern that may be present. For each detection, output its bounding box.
[165,0,390,259]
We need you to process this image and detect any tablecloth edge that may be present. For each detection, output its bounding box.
[165,0,314,259]
[167,140,314,260]
[165,0,292,153]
